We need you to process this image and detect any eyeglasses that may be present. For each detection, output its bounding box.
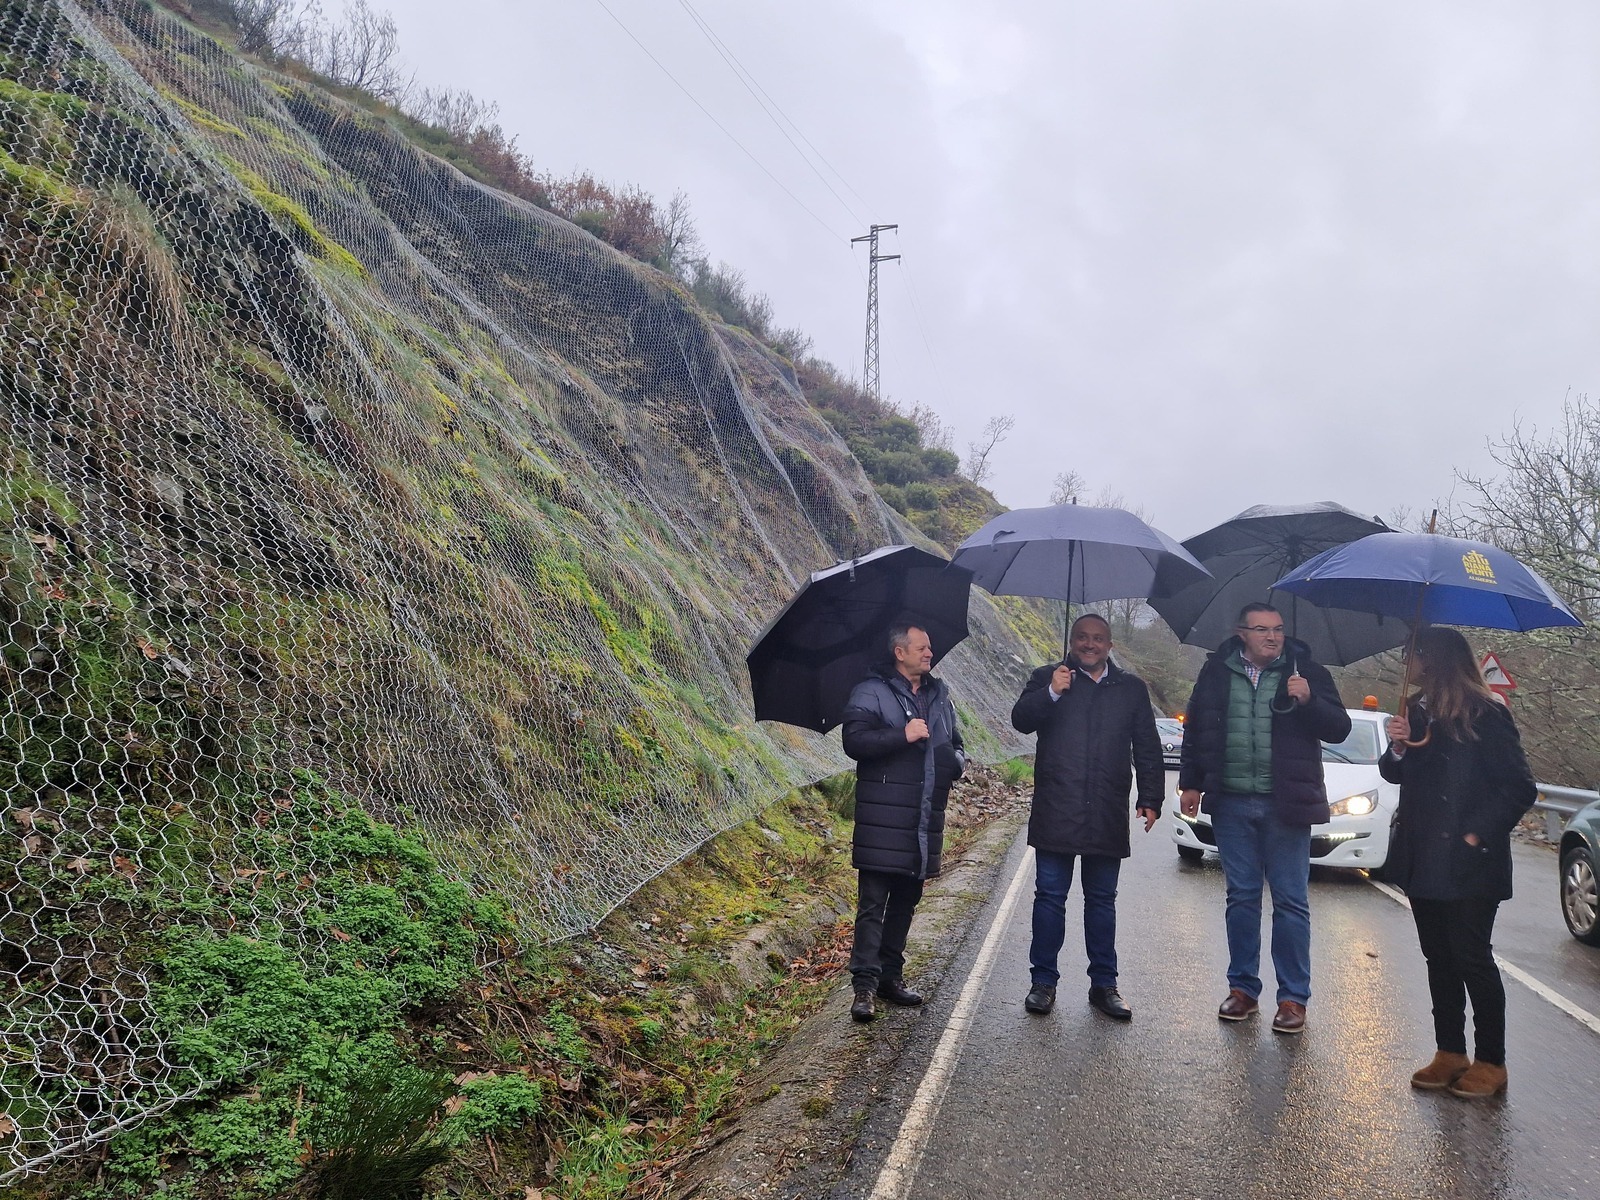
[1239,625,1286,636]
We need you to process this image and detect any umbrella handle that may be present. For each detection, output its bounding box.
[1396,565,1433,748]
[1395,691,1433,749]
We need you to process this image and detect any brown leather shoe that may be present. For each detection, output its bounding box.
[1271,1000,1307,1034]
[1217,989,1259,1021]
[1410,1050,1470,1090]
[1447,1060,1508,1099]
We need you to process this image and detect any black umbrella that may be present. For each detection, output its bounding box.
[745,545,972,733]
[951,503,1209,658]
[1149,501,1399,665]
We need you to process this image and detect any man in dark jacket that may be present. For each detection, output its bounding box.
[1012,613,1164,1019]
[840,621,965,1022]
[1177,603,1351,1034]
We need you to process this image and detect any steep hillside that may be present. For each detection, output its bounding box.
[0,0,1039,1178]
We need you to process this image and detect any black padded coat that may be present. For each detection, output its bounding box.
[1178,636,1352,826]
[841,666,964,879]
[1011,659,1165,858]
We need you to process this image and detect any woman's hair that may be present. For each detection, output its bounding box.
[1411,626,1500,739]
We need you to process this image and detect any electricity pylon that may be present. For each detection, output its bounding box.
[851,224,899,399]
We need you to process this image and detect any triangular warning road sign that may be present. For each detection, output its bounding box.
[1480,652,1516,690]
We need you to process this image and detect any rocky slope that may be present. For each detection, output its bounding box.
[0,0,1037,1177]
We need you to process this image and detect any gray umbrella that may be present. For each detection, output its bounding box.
[952,504,1210,657]
[1149,501,1400,665]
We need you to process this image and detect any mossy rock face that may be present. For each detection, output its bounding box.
[0,0,1038,1183]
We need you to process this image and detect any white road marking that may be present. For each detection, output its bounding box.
[1367,878,1600,1037]
[869,844,1036,1200]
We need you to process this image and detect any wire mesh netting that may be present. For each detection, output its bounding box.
[0,0,1036,1175]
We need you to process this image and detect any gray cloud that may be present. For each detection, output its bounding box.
[381,0,1600,537]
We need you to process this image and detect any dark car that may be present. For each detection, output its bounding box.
[1156,718,1184,770]
[1560,796,1600,945]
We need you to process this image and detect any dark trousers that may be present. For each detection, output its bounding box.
[1029,850,1122,989]
[1411,896,1506,1064]
[849,868,924,985]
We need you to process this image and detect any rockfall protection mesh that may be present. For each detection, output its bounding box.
[0,0,1035,1174]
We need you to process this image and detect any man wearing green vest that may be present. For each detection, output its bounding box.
[1177,603,1351,1034]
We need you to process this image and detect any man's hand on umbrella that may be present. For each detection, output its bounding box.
[1286,670,1310,705]
[1051,663,1074,694]
[1137,806,1159,832]
[904,718,930,743]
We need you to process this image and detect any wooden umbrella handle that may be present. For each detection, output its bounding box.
[1396,692,1432,749]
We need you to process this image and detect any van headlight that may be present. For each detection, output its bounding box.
[1329,789,1378,818]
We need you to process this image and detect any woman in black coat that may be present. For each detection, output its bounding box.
[1380,626,1536,1100]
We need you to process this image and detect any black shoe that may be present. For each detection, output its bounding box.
[850,985,876,1022]
[1088,986,1132,1021]
[1024,984,1056,1014]
[877,978,923,1007]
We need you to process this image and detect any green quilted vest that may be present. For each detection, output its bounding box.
[1220,652,1283,795]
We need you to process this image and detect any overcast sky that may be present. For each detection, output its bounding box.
[376,0,1600,540]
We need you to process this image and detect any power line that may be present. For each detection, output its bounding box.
[588,0,850,243]
[672,0,875,227]
[891,235,957,414]
[678,0,880,218]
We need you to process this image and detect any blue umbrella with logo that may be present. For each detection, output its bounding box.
[1271,529,1582,746]
[1269,532,1581,632]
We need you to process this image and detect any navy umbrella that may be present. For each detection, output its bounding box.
[746,545,973,733]
[1149,501,1397,665]
[951,504,1209,657]
[1272,530,1582,747]
[1270,532,1582,632]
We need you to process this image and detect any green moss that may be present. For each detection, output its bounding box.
[224,159,367,276]
[953,699,1004,760]
[0,144,78,207]
[0,76,89,120]
[243,115,334,180]
[0,451,81,523]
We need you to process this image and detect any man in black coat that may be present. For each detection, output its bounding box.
[1012,613,1164,1019]
[840,621,965,1022]
[1177,603,1351,1034]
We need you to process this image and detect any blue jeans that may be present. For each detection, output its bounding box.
[1209,794,1312,1006]
[1029,849,1121,989]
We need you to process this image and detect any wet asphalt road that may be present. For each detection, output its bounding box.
[836,775,1600,1199]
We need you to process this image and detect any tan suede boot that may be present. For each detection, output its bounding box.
[1447,1059,1508,1098]
[1410,1050,1470,1090]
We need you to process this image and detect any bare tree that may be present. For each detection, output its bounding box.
[324,1,405,97]
[768,326,813,362]
[270,1,408,99]
[1385,504,1421,532]
[229,0,299,52]
[964,414,1015,486]
[1453,394,1600,621]
[659,190,702,276]
[903,403,954,453]
[401,85,500,138]
[1049,469,1086,506]
[1448,392,1600,785]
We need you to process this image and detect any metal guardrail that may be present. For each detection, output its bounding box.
[1535,783,1599,839]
